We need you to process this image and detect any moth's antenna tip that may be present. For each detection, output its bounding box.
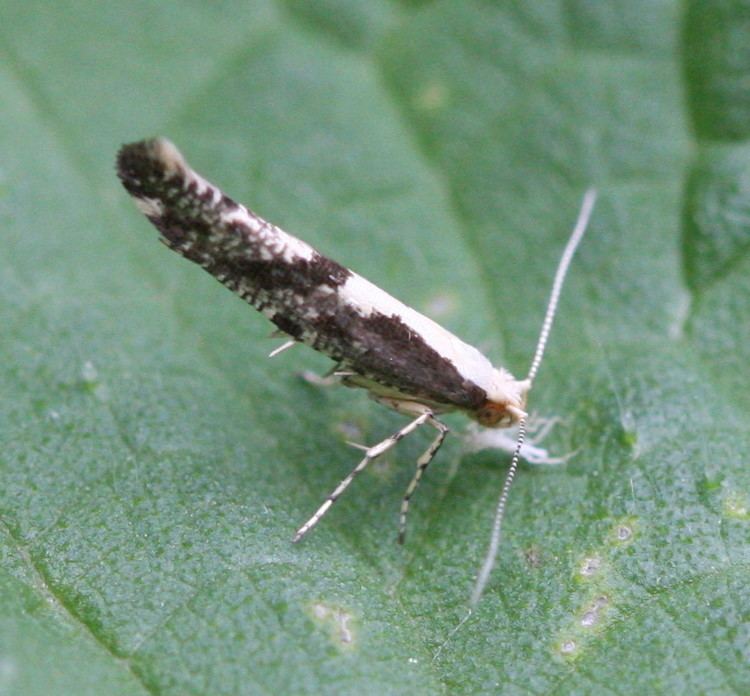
[525,188,597,385]
[580,188,598,222]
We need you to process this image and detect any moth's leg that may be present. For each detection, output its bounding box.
[268,340,296,358]
[525,414,564,443]
[520,441,575,465]
[293,411,432,542]
[398,416,449,544]
[522,415,579,464]
[266,330,297,359]
[300,363,354,387]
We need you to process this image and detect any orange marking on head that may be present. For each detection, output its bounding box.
[473,400,524,428]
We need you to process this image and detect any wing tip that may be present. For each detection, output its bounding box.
[115,137,187,196]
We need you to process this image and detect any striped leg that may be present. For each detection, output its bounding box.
[293,412,432,542]
[398,417,449,544]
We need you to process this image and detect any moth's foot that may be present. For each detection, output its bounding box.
[300,370,340,387]
[525,413,565,441]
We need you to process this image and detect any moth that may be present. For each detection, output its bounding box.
[116,138,596,603]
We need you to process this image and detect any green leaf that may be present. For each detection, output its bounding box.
[2,1,749,694]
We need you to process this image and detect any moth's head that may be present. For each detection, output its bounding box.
[472,371,530,428]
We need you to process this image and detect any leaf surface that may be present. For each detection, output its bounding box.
[1,1,749,694]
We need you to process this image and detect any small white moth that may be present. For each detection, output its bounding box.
[116,138,596,604]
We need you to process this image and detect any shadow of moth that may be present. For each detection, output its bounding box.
[116,138,596,604]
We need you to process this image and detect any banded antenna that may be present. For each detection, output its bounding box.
[471,189,598,606]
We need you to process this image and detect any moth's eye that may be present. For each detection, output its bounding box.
[477,409,491,424]
[475,403,511,427]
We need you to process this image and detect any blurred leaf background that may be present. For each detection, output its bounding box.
[2,1,749,694]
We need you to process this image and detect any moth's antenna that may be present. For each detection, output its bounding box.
[526,188,597,386]
[470,188,597,606]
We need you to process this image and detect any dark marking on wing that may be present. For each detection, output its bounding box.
[117,139,486,411]
[309,305,487,410]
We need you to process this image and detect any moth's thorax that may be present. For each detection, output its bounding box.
[471,369,530,428]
